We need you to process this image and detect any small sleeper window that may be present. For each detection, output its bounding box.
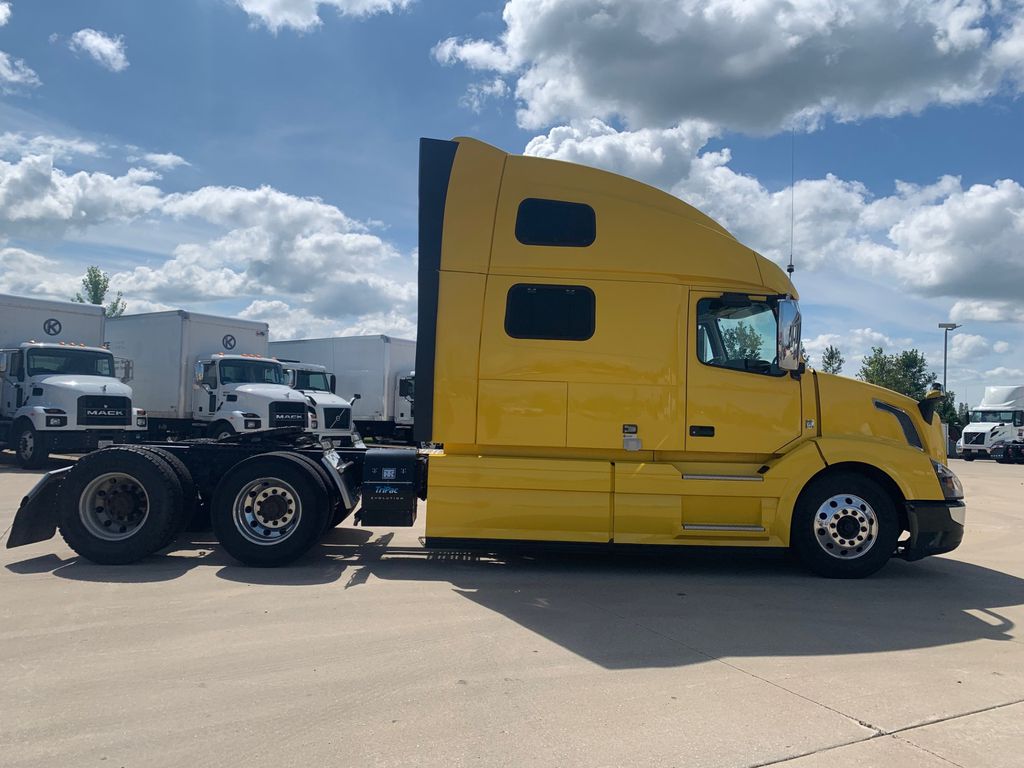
[515,198,596,247]
[505,284,595,341]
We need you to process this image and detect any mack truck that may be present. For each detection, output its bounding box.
[959,385,1024,462]
[0,293,145,468]
[269,335,415,443]
[7,137,965,578]
[279,360,357,446]
[106,311,310,441]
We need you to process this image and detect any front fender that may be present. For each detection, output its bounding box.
[814,436,943,501]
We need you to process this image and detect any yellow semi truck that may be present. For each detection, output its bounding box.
[414,136,964,578]
[7,137,964,578]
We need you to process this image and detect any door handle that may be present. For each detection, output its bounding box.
[689,425,715,437]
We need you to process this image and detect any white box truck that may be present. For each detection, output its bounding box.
[107,311,310,440]
[278,361,356,445]
[0,293,144,467]
[269,335,415,443]
[958,385,1024,460]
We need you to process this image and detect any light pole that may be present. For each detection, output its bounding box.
[939,322,962,394]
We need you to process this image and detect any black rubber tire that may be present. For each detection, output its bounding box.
[57,447,184,565]
[288,453,348,530]
[962,455,974,461]
[133,446,197,548]
[15,421,50,469]
[790,471,900,579]
[209,422,236,441]
[210,452,329,567]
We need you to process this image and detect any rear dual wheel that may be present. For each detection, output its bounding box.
[58,447,186,565]
[211,452,329,567]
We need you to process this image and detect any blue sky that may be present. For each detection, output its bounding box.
[2,0,1023,406]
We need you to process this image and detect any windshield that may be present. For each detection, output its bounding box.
[969,410,1022,425]
[294,370,331,392]
[27,348,115,377]
[219,359,285,385]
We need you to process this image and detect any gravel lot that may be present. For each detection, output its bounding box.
[2,455,1022,768]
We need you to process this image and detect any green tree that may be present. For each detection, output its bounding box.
[936,391,958,425]
[721,321,762,360]
[820,344,844,374]
[72,266,126,318]
[857,346,935,400]
[956,401,971,426]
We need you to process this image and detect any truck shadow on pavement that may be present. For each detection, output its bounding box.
[7,528,1024,670]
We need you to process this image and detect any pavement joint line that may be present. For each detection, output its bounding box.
[571,592,886,738]
[746,696,1024,768]
[891,733,967,768]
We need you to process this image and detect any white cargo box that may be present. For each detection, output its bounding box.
[269,335,414,422]
[107,311,270,419]
[0,293,106,349]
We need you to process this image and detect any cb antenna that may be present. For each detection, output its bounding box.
[787,127,795,278]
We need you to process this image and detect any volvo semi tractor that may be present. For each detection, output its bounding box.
[279,361,356,445]
[7,137,965,578]
[0,293,144,468]
[958,385,1024,461]
[269,335,415,443]
[106,311,309,440]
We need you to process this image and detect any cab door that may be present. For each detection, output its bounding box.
[685,291,802,454]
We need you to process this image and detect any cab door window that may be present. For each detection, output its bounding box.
[697,297,782,376]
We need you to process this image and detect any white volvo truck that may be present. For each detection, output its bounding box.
[106,311,310,440]
[958,385,1024,460]
[279,361,356,445]
[0,293,144,467]
[269,335,415,443]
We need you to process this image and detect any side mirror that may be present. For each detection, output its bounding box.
[777,299,802,372]
[194,361,204,386]
[351,392,361,403]
[329,374,337,394]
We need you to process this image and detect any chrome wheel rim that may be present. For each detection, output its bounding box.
[79,472,150,541]
[233,477,302,545]
[812,493,878,559]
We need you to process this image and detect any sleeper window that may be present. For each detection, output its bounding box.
[505,284,595,341]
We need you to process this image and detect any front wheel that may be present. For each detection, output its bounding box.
[791,471,900,578]
[14,421,50,469]
[962,454,974,462]
[209,422,236,441]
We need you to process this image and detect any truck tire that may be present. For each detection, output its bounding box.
[962,454,974,461]
[57,447,184,565]
[210,422,236,441]
[288,453,347,530]
[133,446,198,547]
[790,471,899,579]
[210,453,329,567]
[14,421,49,469]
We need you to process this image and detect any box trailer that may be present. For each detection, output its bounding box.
[0,293,143,467]
[106,311,310,440]
[8,137,966,578]
[269,335,415,443]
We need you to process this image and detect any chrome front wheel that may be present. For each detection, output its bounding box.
[811,493,878,560]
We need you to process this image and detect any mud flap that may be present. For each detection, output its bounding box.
[5,466,71,548]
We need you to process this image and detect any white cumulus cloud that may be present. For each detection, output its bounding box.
[234,0,412,33]
[69,29,129,72]
[0,3,11,27]
[436,0,1024,133]
[0,51,40,92]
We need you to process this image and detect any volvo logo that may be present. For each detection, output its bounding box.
[222,334,236,350]
[43,318,62,336]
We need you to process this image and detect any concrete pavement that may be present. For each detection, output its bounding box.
[1,456,1022,767]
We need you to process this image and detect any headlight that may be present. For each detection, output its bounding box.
[932,460,964,500]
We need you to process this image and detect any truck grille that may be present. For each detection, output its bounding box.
[322,407,351,431]
[269,401,307,428]
[77,395,131,426]
[964,432,985,446]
